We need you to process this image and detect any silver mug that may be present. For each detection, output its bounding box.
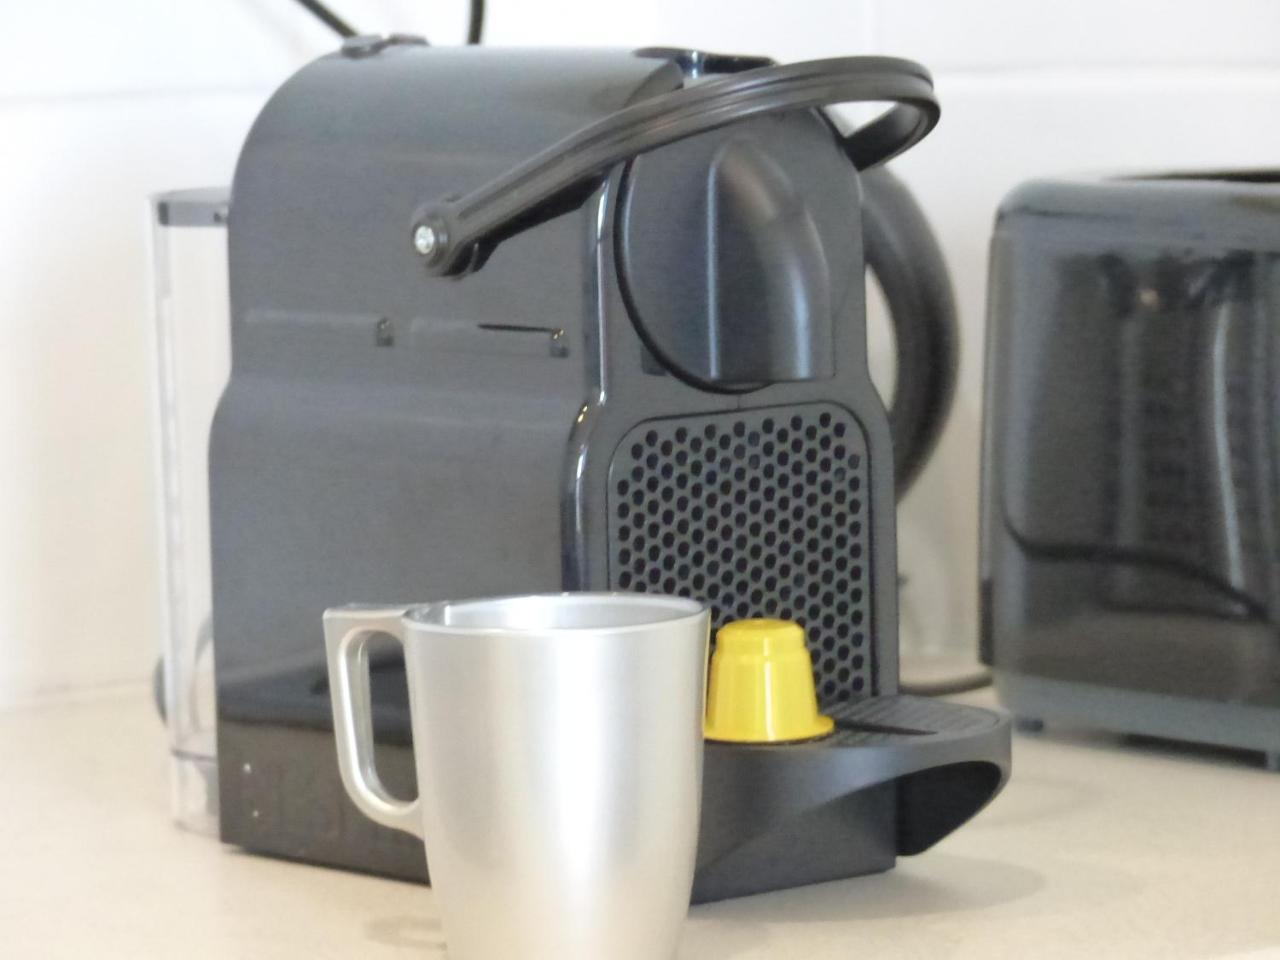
[323,593,710,960]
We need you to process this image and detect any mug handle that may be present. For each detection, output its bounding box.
[322,605,423,838]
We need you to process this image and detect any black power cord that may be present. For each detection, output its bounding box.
[290,0,486,44]
[293,0,356,37]
[466,0,485,44]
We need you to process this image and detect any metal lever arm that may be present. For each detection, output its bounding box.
[413,55,939,276]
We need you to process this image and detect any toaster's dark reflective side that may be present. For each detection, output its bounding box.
[982,174,1280,758]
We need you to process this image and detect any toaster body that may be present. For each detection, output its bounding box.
[982,173,1280,766]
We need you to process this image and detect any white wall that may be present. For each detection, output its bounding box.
[5,0,1280,706]
[0,0,467,706]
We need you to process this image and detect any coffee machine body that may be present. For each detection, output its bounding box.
[212,44,1009,901]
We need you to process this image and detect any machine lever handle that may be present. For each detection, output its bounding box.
[411,55,939,276]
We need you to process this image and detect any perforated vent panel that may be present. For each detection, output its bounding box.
[607,404,873,705]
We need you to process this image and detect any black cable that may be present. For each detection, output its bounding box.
[290,0,484,45]
[292,0,356,38]
[467,0,485,44]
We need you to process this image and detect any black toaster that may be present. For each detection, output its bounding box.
[210,41,1010,902]
[982,172,1280,769]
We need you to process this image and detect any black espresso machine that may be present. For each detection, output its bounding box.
[210,41,1010,902]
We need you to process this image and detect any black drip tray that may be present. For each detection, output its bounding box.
[825,694,1004,743]
[694,695,1010,903]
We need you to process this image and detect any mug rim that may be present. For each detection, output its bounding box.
[404,591,708,636]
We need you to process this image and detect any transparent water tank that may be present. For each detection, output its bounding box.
[149,188,229,835]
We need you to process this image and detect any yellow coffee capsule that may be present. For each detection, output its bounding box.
[704,618,835,743]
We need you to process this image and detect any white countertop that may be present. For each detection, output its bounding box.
[3,687,1278,959]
